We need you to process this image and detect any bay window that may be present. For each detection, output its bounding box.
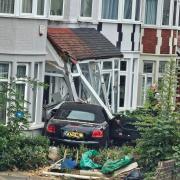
[145,0,157,25]
[124,0,133,19]
[162,0,171,25]
[22,0,33,14]
[50,0,63,16]
[0,0,15,14]
[80,0,92,17]
[102,0,119,20]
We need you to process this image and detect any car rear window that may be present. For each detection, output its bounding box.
[54,109,96,122]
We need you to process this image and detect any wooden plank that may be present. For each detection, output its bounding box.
[42,171,101,179]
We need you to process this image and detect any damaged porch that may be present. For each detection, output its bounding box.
[44,28,138,117]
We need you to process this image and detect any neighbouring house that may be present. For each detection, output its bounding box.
[0,0,180,132]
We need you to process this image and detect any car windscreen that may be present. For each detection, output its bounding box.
[54,109,96,122]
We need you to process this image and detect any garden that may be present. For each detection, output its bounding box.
[0,60,179,179]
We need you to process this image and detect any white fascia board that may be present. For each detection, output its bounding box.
[46,40,64,68]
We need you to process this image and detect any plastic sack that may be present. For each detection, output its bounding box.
[80,150,102,170]
[101,155,133,174]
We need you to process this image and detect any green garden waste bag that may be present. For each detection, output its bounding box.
[80,150,102,170]
[101,155,133,174]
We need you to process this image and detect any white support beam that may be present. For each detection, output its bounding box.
[76,64,114,119]
[45,72,64,78]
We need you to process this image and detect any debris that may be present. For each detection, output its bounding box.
[80,150,102,170]
[101,155,133,174]
[48,146,59,161]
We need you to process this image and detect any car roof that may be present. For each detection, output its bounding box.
[61,101,104,112]
[58,101,107,122]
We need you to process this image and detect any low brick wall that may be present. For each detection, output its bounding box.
[155,160,177,180]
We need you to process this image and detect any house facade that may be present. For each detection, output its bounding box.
[0,0,179,130]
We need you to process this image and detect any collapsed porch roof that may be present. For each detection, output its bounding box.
[47,28,123,61]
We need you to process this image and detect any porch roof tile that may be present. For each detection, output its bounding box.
[47,28,123,61]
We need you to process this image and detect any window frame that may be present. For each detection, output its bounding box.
[122,0,141,22]
[15,63,29,108]
[0,63,11,125]
[79,0,93,20]
[144,0,158,26]
[49,0,64,20]
[18,0,47,17]
[172,0,179,27]
[0,0,16,16]
[100,0,120,21]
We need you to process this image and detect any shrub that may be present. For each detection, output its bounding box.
[0,135,50,171]
[128,59,180,172]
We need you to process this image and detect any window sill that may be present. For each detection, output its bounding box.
[99,19,142,25]
[0,14,48,20]
[78,17,95,23]
[142,24,180,30]
[28,123,44,130]
[48,15,64,21]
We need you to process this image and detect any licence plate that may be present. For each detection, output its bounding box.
[64,131,84,139]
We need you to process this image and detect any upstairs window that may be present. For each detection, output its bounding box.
[145,0,157,25]
[124,0,133,19]
[0,0,15,14]
[173,0,177,26]
[102,0,119,20]
[80,0,92,17]
[162,0,171,25]
[50,0,63,16]
[135,0,141,21]
[22,0,33,14]
[37,0,45,15]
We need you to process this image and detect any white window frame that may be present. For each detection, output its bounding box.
[0,0,16,16]
[162,0,171,26]
[122,0,141,23]
[36,0,47,17]
[99,0,120,22]
[172,0,179,27]
[49,0,64,20]
[0,63,11,125]
[19,0,47,17]
[78,0,93,21]
[16,63,29,107]
[143,0,160,27]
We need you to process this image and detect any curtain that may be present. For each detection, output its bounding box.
[102,0,119,20]
[17,66,26,78]
[0,0,15,14]
[80,0,92,17]
[37,0,44,15]
[124,0,132,19]
[173,0,177,26]
[22,0,33,13]
[145,0,157,24]
[50,0,63,16]
[0,64,9,79]
[135,0,141,20]
[162,0,171,25]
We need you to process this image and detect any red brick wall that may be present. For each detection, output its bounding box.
[142,28,157,54]
[160,30,171,54]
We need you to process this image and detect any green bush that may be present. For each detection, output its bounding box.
[0,135,50,171]
[127,59,180,172]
